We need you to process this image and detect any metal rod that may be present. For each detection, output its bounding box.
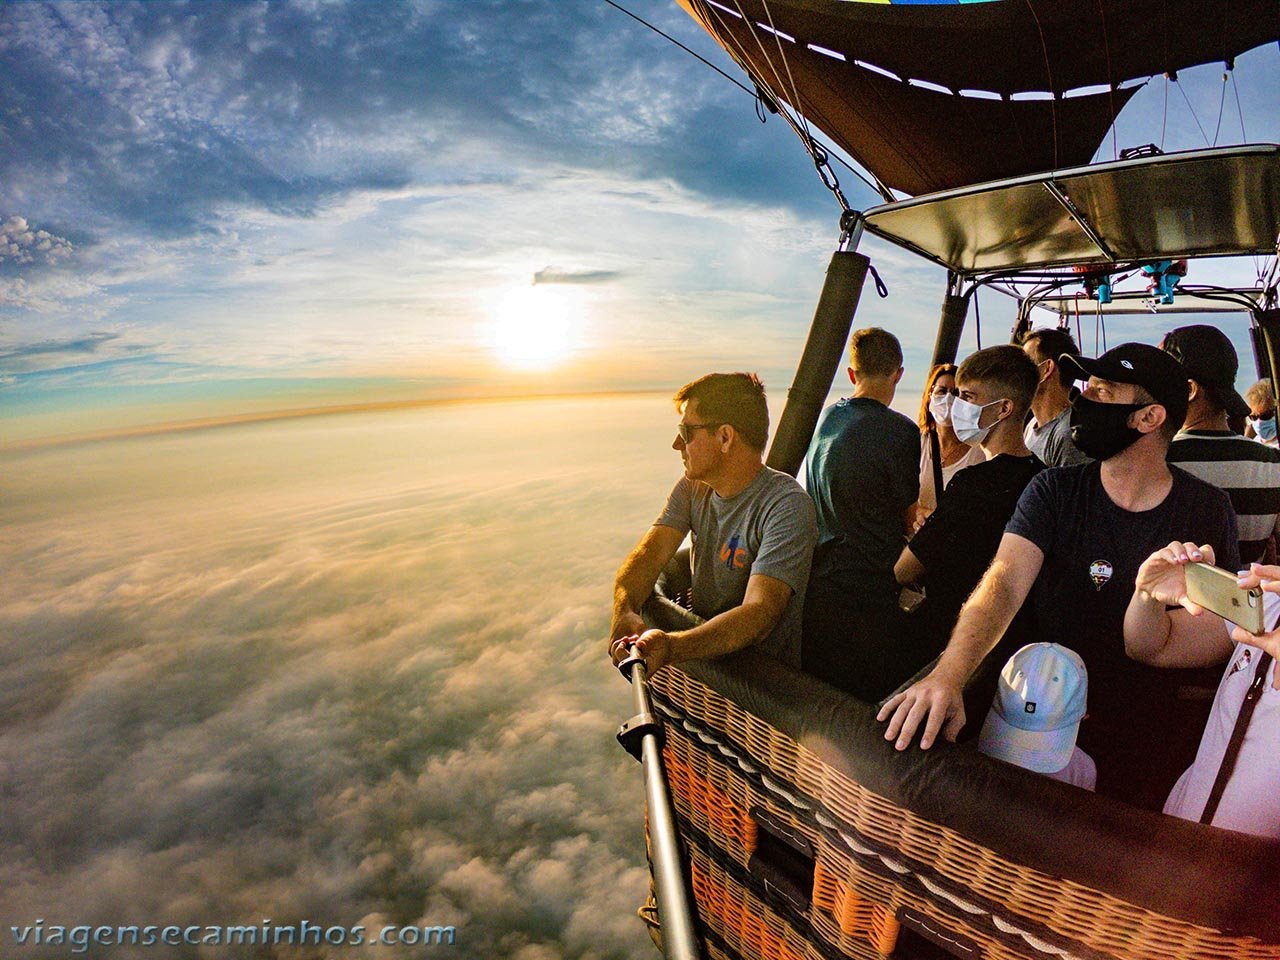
[1043,180,1117,262]
[627,659,701,960]
[766,242,870,477]
[931,286,972,367]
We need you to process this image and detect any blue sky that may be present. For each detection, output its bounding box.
[1,1,1277,439]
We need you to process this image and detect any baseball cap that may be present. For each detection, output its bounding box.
[978,643,1087,775]
[1059,342,1190,428]
[1159,325,1251,419]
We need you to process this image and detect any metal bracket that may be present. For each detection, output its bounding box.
[615,651,646,682]
[616,711,664,761]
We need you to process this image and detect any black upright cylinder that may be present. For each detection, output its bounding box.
[766,251,870,477]
[1257,308,1280,395]
[930,293,971,367]
[1251,320,1272,382]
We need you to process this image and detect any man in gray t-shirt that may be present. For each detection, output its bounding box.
[1021,327,1091,467]
[1023,405,1090,467]
[608,373,818,672]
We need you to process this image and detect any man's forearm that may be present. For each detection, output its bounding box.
[934,572,1021,684]
[660,601,775,666]
[611,528,680,635]
[1123,588,1173,662]
[612,574,652,633]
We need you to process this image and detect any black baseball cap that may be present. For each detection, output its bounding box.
[1159,325,1251,419]
[1059,342,1190,427]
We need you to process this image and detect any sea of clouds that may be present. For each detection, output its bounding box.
[0,395,684,959]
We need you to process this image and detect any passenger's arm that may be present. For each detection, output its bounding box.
[610,524,686,643]
[894,546,925,586]
[877,533,1044,750]
[611,573,793,673]
[1124,541,1234,668]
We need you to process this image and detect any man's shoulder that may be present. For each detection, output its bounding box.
[1030,460,1093,493]
[963,452,1044,483]
[865,403,918,446]
[752,467,815,510]
[881,403,918,432]
[823,398,915,431]
[1042,405,1073,431]
[939,456,1041,511]
[743,470,818,550]
[1005,461,1093,524]
[673,475,715,509]
[757,465,807,493]
[940,455,999,492]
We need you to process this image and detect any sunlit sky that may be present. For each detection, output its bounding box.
[2,1,1278,444]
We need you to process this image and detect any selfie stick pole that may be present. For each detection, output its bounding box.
[616,647,701,960]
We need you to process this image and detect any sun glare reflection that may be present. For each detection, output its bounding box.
[490,285,580,369]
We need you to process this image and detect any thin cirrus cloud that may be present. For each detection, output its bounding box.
[0,330,120,361]
[532,267,622,286]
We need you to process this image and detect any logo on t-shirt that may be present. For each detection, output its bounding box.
[720,535,748,570]
[1088,559,1113,590]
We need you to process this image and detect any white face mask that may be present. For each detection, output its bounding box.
[928,393,955,424]
[1250,415,1278,442]
[950,397,1007,445]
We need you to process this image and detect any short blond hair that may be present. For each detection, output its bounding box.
[1246,379,1275,410]
[849,328,902,378]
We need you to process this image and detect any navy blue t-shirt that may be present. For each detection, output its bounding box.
[1005,461,1239,807]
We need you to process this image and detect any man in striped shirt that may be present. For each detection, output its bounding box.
[1162,325,1280,564]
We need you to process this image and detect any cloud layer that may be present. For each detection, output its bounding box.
[0,395,687,958]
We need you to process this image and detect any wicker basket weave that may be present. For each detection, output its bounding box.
[647,662,1280,960]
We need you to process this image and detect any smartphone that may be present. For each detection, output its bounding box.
[1184,562,1266,635]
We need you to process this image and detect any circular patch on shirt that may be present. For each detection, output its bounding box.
[1088,559,1113,591]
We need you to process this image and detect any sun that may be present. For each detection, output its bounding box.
[490,285,578,369]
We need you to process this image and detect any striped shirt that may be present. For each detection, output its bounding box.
[1167,429,1280,563]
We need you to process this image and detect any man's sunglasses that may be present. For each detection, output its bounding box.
[677,422,722,443]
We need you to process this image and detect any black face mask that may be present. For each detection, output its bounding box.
[1069,395,1150,461]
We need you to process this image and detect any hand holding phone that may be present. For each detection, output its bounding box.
[1185,562,1267,635]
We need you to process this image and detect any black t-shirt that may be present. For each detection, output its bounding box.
[909,453,1044,639]
[1005,461,1240,807]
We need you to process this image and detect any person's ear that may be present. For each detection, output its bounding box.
[1132,402,1167,434]
[717,423,735,450]
[847,367,857,387]
[1187,379,1202,403]
[893,367,904,385]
